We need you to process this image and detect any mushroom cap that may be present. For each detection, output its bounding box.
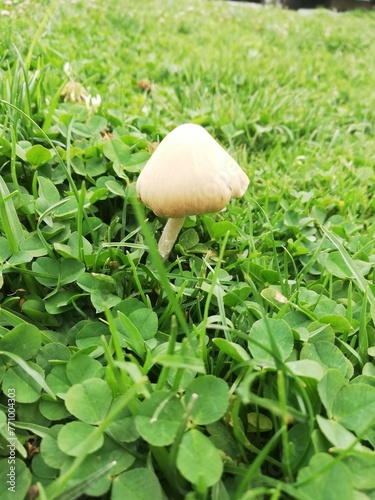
[136,123,249,218]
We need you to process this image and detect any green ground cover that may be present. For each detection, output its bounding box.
[1,0,375,498]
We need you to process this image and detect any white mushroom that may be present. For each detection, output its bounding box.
[136,123,249,260]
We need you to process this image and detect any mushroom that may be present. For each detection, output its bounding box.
[136,123,249,260]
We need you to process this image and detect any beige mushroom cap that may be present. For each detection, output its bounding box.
[136,123,249,218]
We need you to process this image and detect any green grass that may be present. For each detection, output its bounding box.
[1,0,375,498]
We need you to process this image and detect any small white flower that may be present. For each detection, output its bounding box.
[84,94,91,109]
[63,62,72,77]
[85,93,102,114]
[91,94,101,112]
[61,81,88,103]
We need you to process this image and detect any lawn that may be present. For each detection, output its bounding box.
[1,0,375,498]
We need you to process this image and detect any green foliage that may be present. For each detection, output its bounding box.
[176,429,224,488]
[0,0,375,498]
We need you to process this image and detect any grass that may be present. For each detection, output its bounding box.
[1,0,375,498]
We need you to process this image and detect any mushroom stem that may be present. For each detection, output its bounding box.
[158,217,185,261]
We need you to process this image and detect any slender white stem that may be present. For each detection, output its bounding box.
[158,217,185,261]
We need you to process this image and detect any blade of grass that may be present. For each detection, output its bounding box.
[24,0,60,72]
[0,177,25,251]
[199,231,230,361]
[156,315,178,391]
[0,350,55,398]
[76,181,86,261]
[235,426,284,499]
[277,370,294,482]
[55,461,117,500]
[358,290,369,365]
[132,199,196,350]
[126,250,149,306]
[321,226,375,306]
